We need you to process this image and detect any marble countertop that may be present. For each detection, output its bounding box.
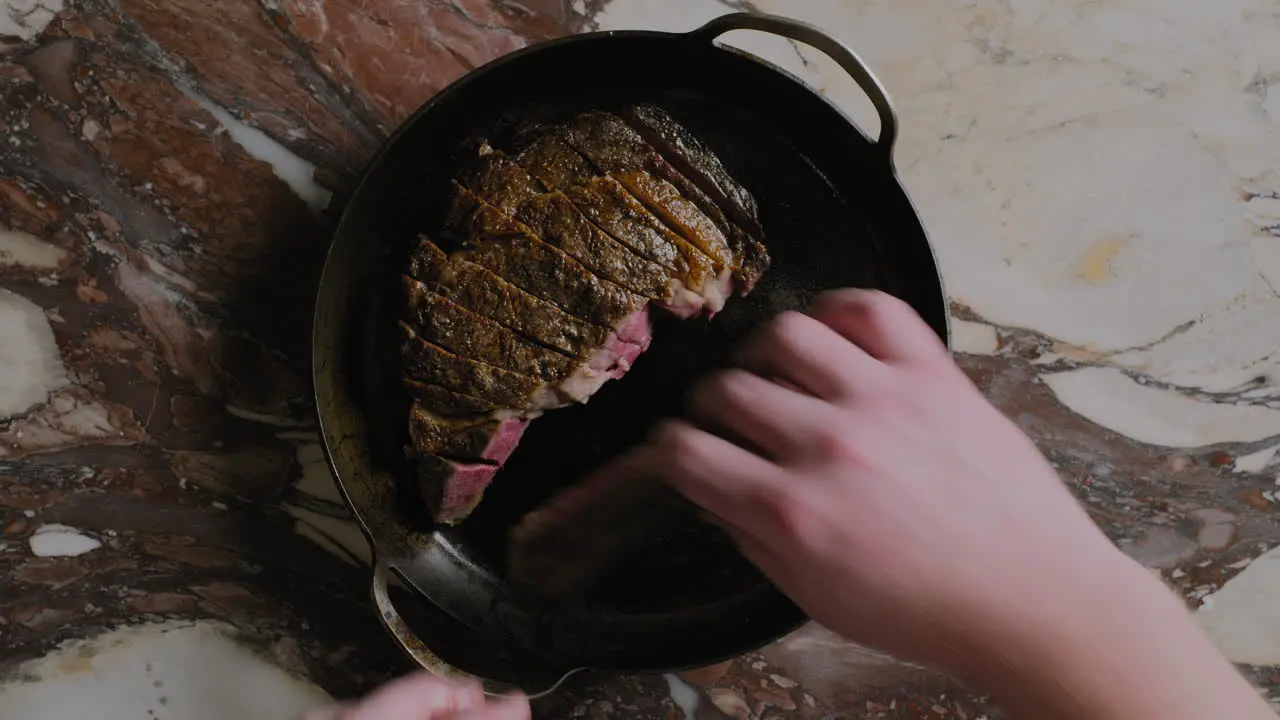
[2,0,1279,718]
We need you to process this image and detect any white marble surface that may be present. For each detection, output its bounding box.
[600,0,1280,408]
[0,622,331,720]
[0,287,68,417]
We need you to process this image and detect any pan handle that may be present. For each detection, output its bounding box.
[690,12,898,159]
[370,558,581,699]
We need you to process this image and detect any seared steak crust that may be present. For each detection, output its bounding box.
[403,276,573,380]
[402,107,767,527]
[408,235,607,357]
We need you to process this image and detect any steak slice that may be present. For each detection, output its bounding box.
[400,322,561,411]
[621,104,764,239]
[409,402,529,462]
[415,454,503,524]
[403,276,574,379]
[405,378,502,415]
[512,128,597,194]
[611,169,731,266]
[445,184,647,327]
[565,110,769,292]
[408,235,608,357]
[459,147,541,211]
[566,177,730,315]
[509,121,755,306]
[459,154,674,302]
[518,193,675,302]
[564,113,731,265]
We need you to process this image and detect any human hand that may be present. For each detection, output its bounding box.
[586,288,1273,719]
[610,289,1135,672]
[303,673,529,720]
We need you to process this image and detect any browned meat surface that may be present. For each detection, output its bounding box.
[516,192,673,301]
[463,146,677,301]
[408,402,529,462]
[404,379,501,415]
[565,177,717,289]
[458,149,541,211]
[567,110,768,292]
[612,169,731,266]
[403,276,574,379]
[400,322,554,409]
[445,184,647,327]
[512,128,596,193]
[409,405,504,459]
[408,235,608,357]
[621,104,764,239]
[401,107,767,527]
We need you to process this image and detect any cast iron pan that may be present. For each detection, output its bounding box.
[314,12,951,695]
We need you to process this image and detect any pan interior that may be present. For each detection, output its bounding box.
[324,32,945,671]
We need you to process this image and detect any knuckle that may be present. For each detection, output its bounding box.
[810,423,862,463]
[756,487,812,540]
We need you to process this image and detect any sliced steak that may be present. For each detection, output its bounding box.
[415,454,502,525]
[512,128,597,193]
[511,120,758,304]
[400,322,561,411]
[446,184,647,327]
[459,154,674,302]
[566,177,729,315]
[408,235,609,357]
[620,104,764,239]
[403,275,574,379]
[459,147,541,212]
[409,402,529,462]
[516,193,674,302]
[565,112,730,264]
[402,108,767,527]
[404,378,503,416]
[611,169,731,266]
[566,110,769,292]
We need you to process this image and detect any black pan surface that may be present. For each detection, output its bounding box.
[314,13,949,683]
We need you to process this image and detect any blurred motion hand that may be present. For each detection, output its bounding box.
[599,289,1276,719]
[303,673,529,720]
[614,289,1123,669]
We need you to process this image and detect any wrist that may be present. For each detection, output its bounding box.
[968,550,1270,719]
[956,547,1153,686]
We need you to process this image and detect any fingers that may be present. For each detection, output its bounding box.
[641,420,790,535]
[319,673,484,720]
[687,369,838,461]
[447,693,531,720]
[715,515,791,583]
[737,311,882,399]
[809,289,947,365]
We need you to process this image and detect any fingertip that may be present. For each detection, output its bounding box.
[810,288,945,363]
